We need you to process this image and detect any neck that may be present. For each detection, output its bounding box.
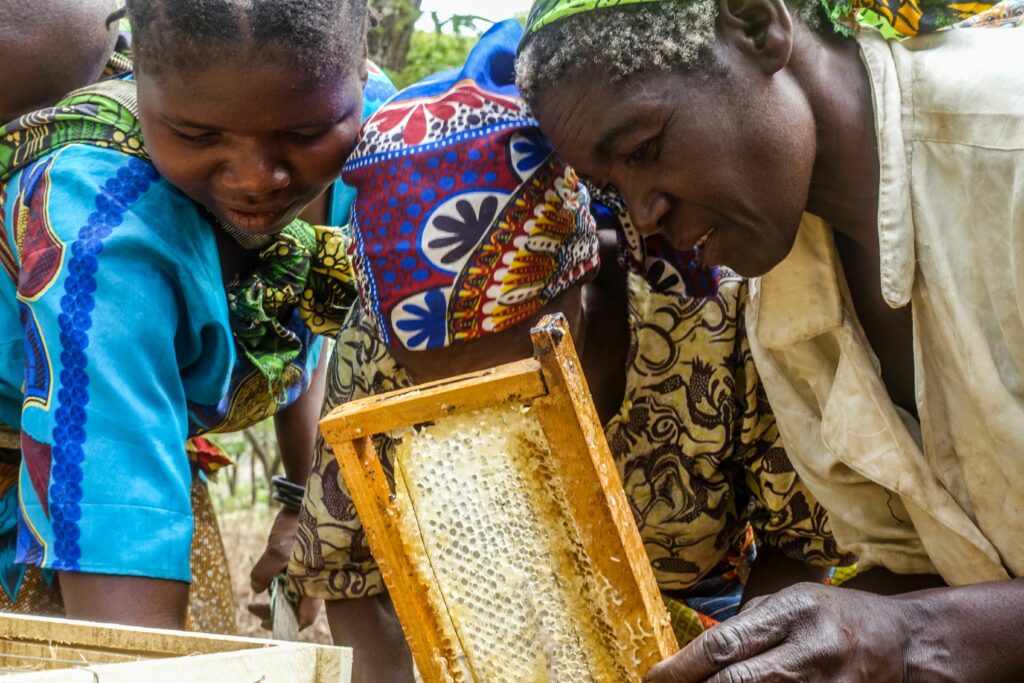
[578,251,629,426]
[797,27,881,251]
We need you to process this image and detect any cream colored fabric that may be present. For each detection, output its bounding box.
[747,27,1024,586]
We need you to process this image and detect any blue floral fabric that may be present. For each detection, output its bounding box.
[1,147,322,583]
[342,20,600,350]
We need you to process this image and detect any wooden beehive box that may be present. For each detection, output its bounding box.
[320,315,677,683]
[0,613,351,682]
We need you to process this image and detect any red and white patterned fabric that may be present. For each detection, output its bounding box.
[341,20,599,350]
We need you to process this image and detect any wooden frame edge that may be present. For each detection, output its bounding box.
[320,358,547,444]
[530,315,679,665]
[333,437,464,683]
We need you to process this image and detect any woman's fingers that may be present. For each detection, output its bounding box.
[250,509,301,592]
[645,597,791,683]
[297,596,323,630]
[249,547,285,593]
[246,601,272,631]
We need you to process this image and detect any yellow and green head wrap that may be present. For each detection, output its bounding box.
[524,0,1003,39]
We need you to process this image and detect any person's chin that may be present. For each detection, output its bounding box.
[728,244,792,278]
[707,221,799,277]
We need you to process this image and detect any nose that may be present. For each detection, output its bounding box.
[616,176,671,236]
[219,145,290,197]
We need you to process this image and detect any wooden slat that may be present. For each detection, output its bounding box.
[530,316,678,668]
[0,614,350,683]
[320,358,547,443]
[333,437,464,683]
[0,640,142,671]
[0,614,269,657]
[3,642,343,683]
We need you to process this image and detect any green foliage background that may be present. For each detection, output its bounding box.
[382,13,527,90]
[385,30,477,89]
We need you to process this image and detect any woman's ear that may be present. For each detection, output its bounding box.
[717,0,794,76]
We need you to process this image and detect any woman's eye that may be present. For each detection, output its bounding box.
[625,138,659,165]
[285,128,331,142]
[173,129,217,144]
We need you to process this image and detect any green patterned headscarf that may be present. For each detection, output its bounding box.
[524,0,1001,38]
[0,81,146,183]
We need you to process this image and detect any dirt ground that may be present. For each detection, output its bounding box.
[218,508,333,644]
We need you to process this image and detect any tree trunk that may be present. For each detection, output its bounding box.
[368,0,423,72]
[244,427,278,505]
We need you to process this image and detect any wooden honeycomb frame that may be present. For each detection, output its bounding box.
[320,315,677,682]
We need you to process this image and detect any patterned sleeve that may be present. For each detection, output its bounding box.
[12,147,234,581]
[289,306,410,599]
[732,281,855,567]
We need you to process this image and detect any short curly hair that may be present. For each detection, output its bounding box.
[517,0,827,102]
[108,0,370,79]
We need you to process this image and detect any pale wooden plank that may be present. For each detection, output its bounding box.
[0,613,269,657]
[320,358,546,443]
[0,614,351,683]
[2,643,339,683]
[0,639,142,670]
[0,669,94,682]
[317,642,352,683]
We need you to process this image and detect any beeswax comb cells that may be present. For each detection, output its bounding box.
[319,314,677,683]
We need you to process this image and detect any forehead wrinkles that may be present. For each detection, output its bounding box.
[629,78,661,106]
[539,81,612,173]
[552,88,591,150]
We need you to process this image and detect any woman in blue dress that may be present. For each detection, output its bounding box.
[0,0,394,631]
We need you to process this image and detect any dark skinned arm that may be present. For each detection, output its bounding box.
[841,566,947,594]
[248,350,328,630]
[326,593,415,683]
[272,346,327,486]
[645,578,1024,683]
[59,573,188,629]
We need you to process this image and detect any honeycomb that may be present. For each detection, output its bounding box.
[391,403,641,682]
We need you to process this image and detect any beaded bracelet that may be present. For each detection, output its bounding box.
[271,476,305,513]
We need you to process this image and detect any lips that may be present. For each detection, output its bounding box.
[661,222,717,254]
[693,227,716,250]
[655,204,717,252]
[222,204,292,233]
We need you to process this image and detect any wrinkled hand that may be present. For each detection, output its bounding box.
[644,583,911,683]
[247,508,322,631]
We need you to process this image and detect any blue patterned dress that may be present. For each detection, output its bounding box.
[0,66,397,605]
